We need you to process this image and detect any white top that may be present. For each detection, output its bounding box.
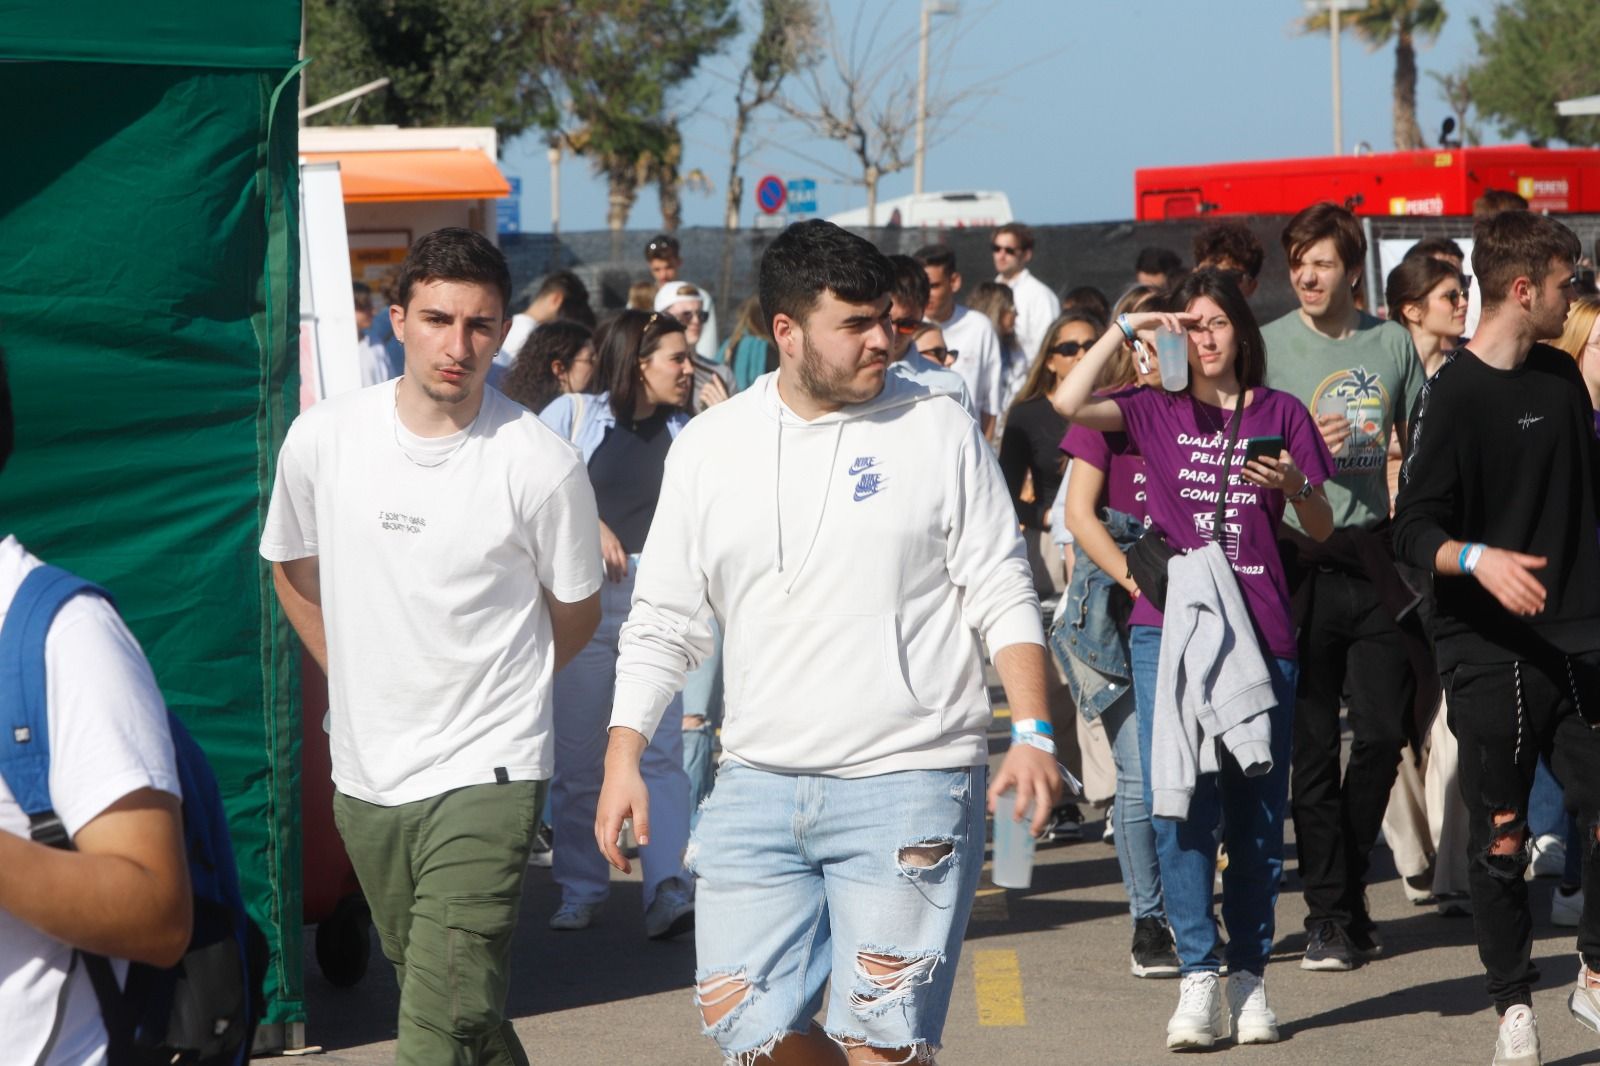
[999,268,1061,364]
[610,370,1043,778]
[0,537,178,1066]
[260,381,603,805]
[357,331,393,388]
[496,312,538,370]
[939,305,1004,420]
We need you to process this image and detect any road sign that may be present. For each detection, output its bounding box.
[497,175,521,234]
[787,178,817,217]
[755,174,786,215]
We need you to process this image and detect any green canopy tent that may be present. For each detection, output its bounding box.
[0,2,307,1043]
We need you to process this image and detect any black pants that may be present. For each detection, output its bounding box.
[1447,651,1600,1013]
[1290,568,1416,930]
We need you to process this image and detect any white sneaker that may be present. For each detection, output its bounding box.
[548,900,601,931]
[1493,1004,1541,1066]
[1226,971,1280,1044]
[1529,833,1566,880]
[1166,972,1228,1050]
[1103,804,1116,844]
[1570,959,1600,1034]
[644,877,695,940]
[1553,886,1583,928]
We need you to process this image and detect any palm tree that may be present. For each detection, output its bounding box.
[1302,0,1448,151]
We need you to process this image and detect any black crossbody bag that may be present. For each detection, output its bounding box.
[1124,389,1246,612]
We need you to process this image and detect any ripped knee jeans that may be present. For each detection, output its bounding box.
[1446,652,1600,1013]
[685,762,986,1064]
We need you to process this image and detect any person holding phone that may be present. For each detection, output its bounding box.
[1052,268,1335,1050]
[1261,203,1428,973]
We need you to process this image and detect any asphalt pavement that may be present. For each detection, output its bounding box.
[289,739,1600,1066]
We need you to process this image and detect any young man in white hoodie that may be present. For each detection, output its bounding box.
[595,220,1062,1064]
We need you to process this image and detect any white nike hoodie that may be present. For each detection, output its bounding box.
[610,369,1044,778]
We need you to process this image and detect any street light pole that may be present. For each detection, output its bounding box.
[1308,0,1362,156]
[914,0,956,198]
[1330,1,1344,155]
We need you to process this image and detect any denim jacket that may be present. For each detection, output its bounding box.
[538,391,689,464]
[1050,507,1144,722]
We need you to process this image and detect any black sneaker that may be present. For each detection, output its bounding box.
[528,822,553,868]
[1347,918,1384,960]
[1041,804,1083,843]
[1131,916,1181,978]
[1300,919,1356,971]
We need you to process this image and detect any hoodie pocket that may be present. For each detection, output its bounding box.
[724,612,941,769]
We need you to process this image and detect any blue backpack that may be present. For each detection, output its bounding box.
[0,565,262,1066]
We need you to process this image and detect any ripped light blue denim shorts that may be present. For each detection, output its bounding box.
[686,761,986,1063]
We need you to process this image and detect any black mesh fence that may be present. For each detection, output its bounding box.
[503,215,1600,333]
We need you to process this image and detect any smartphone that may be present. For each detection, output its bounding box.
[1243,435,1285,465]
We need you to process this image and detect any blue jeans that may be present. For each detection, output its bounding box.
[1101,694,1164,922]
[682,618,725,827]
[687,763,985,1058]
[1131,625,1297,977]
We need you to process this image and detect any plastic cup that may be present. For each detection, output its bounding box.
[1315,394,1350,422]
[1155,327,1189,391]
[990,789,1037,889]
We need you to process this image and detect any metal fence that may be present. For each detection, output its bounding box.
[503,214,1600,334]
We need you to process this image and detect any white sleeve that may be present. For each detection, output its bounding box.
[47,598,180,838]
[529,464,604,603]
[982,329,1004,419]
[260,420,317,561]
[611,452,717,740]
[948,418,1044,651]
[1050,461,1074,548]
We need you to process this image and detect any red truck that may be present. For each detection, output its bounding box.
[1135,146,1600,221]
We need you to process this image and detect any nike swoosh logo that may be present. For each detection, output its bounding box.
[848,457,877,475]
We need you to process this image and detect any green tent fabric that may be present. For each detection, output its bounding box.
[0,6,305,1034]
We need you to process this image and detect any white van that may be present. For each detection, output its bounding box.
[827,190,1013,230]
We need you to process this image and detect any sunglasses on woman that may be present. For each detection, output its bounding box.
[672,309,711,325]
[1049,340,1093,358]
[919,346,959,366]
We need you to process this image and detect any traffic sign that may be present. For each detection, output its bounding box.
[786,178,817,217]
[497,175,521,234]
[755,174,787,215]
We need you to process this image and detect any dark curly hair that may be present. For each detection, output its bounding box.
[500,320,594,414]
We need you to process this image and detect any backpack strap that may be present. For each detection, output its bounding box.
[0,565,110,848]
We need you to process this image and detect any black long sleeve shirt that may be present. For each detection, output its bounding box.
[1393,344,1600,669]
[998,396,1067,530]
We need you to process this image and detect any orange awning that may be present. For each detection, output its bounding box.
[301,148,510,203]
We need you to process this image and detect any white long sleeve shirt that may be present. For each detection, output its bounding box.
[610,370,1044,778]
[999,267,1061,365]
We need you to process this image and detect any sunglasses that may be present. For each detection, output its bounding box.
[892,317,923,336]
[919,346,959,366]
[1049,340,1093,358]
[1438,289,1470,306]
[646,239,678,258]
[991,244,1021,256]
[672,309,711,325]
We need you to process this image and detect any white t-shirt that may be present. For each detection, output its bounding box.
[939,305,1003,420]
[0,537,179,1066]
[260,381,603,806]
[999,268,1061,364]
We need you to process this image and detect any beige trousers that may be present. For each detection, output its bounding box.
[1380,696,1471,897]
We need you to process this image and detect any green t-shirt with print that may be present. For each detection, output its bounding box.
[1262,309,1422,532]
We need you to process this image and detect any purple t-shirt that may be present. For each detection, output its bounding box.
[1061,424,1148,524]
[1111,386,1337,658]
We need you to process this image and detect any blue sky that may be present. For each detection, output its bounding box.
[501,0,1502,231]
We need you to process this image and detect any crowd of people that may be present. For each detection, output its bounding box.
[17,188,1599,1065]
[273,198,1600,1066]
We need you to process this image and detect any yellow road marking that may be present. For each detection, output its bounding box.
[970,884,1009,923]
[973,949,1026,1026]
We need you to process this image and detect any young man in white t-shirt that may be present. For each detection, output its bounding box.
[0,350,192,1066]
[916,243,1003,437]
[992,222,1061,361]
[262,228,603,1066]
